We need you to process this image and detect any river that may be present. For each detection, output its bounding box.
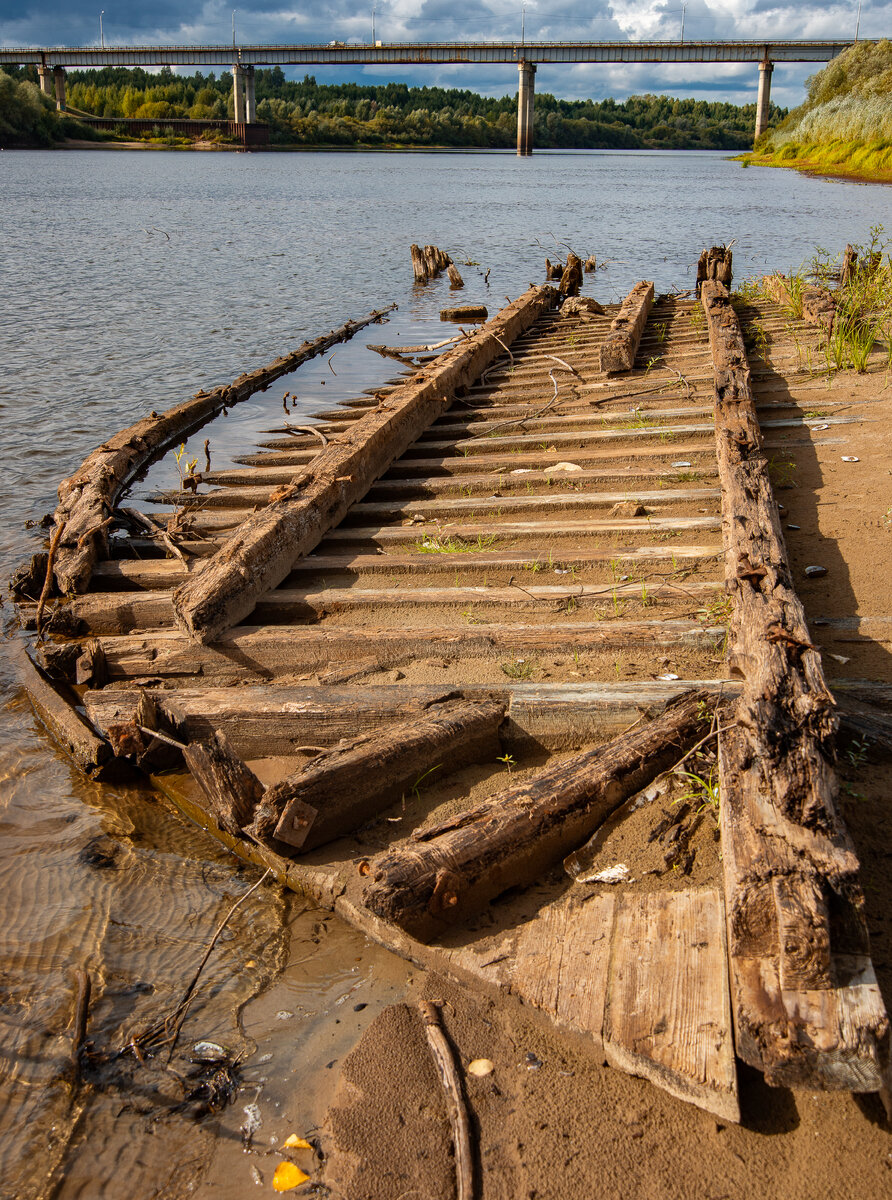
[0,147,889,1199]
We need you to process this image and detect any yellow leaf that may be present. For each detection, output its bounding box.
[272,1161,309,1192]
[283,1135,313,1150]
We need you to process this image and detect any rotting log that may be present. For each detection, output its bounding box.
[545,258,563,281]
[440,305,488,323]
[183,730,263,837]
[247,699,504,854]
[362,689,716,941]
[701,272,890,1092]
[598,281,655,374]
[45,304,396,597]
[447,263,465,290]
[171,285,558,644]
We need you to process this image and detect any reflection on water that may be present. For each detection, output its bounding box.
[1,148,888,1197]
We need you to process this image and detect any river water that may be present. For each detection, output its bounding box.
[0,147,889,1199]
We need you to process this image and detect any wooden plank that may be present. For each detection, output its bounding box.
[83,680,738,758]
[27,586,724,636]
[512,894,615,1058]
[88,543,725,591]
[603,890,739,1122]
[49,617,724,679]
[172,284,559,644]
[599,282,655,373]
[701,275,890,1091]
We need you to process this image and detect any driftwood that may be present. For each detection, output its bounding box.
[183,730,264,836]
[599,281,655,373]
[46,304,396,597]
[247,699,504,854]
[172,286,557,644]
[418,1001,474,1200]
[701,271,890,1092]
[560,296,605,318]
[363,689,715,940]
[558,252,583,298]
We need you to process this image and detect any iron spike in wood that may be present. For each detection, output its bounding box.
[598,281,654,373]
[701,272,890,1093]
[171,285,559,645]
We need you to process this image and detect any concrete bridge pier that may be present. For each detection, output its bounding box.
[232,64,247,124]
[517,60,536,156]
[754,59,774,141]
[37,65,54,101]
[244,65,256,123]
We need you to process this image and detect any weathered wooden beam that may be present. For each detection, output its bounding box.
[47,304,396,596]
[171,285,558,645]
[701,274,890,1092]
[14,644,110,777]
[598,281,655,373]
[247,699,504,854]
[362,689,716,941]
[183,730,264,837]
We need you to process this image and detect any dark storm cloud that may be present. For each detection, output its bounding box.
[0,0,883,105]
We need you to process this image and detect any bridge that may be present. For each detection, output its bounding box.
[1,40,854,154]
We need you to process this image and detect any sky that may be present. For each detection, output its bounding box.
[0,1,887,108]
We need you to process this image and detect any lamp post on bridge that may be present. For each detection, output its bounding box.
[99,10,105,49]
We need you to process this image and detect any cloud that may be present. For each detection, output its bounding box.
[0,0,883,106]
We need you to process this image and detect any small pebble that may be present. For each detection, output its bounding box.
[786,523,800,530]
[841,456,859,462]
[805,565,828,578]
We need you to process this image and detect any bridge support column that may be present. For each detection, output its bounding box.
[37,66,54,101]
[232,64,246,124]
[517,60,536,157]
[53,65,66,112]
[244,66,256,123]
[754,59,773,142]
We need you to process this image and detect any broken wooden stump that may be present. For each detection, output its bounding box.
[558,252,583,298]
[183,730,263,837]
[584,255,597,273]
[172,286,556,644]
[599,281,655,373]
[362,689,715,941]
[696,246,733,296]
[446,263,464,290]
[701,269,890,1092]
[839,243,857,289]
[411,243,429,282]
[246,699,505,854]
[545,258,563,281]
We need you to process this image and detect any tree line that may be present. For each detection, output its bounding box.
[3,64,783,150]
